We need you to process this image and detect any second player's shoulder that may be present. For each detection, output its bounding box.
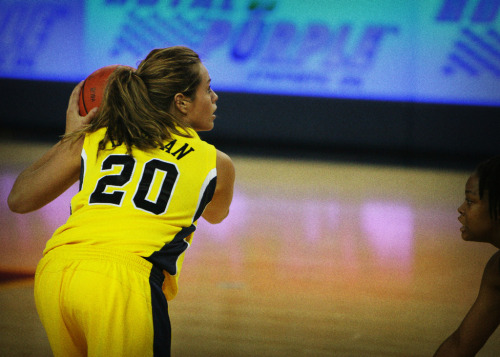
[480,250,500,292]
[485,250,500,270]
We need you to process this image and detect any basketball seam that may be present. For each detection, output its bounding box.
[81,79,89,115]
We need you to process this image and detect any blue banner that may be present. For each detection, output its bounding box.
[1,0,499,105]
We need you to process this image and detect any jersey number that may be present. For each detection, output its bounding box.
[89,155,179,215]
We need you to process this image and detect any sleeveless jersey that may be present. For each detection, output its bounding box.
[45,127,217,300]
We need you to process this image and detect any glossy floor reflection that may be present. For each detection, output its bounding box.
[1,141,499,356]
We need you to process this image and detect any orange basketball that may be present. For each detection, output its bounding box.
[78,65,125,116]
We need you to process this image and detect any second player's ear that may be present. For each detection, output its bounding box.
[174,93,189,114]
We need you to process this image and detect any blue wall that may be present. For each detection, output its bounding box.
[1,0,499,167]
[2,0,500,106]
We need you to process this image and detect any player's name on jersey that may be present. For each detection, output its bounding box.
[159,139,195,160]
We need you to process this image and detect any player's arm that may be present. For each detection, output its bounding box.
[7,82,97,213]
[202,149,235,224]
[434,251,500,356]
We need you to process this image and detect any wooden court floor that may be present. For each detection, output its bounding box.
[1,140,499,356]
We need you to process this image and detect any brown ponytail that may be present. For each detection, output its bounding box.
[68,46,202,155]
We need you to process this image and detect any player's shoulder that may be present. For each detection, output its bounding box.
[482,250,500,289]
[487,250,500,271]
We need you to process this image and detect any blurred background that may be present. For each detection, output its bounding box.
[1,0,500,356]
[1,0,499,165]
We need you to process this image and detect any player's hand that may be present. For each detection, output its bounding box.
[65,81,98,135]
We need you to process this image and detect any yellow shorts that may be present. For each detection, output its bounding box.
[34,246,170,357]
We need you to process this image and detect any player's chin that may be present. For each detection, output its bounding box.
[194,122,215,132]
[461,232,476,242]
[206,116,216,130]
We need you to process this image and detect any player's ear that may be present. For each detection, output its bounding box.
[174,93,189,114]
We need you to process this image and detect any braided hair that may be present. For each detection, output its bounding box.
[475,155,500,220]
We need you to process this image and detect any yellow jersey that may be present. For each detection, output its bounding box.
[45,127,217,300]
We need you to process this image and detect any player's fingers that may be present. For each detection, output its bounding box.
[82,107,98,125]
[67,81,84,114]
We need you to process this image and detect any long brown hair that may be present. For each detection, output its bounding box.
[69,46,202,154]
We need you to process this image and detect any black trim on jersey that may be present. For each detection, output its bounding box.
[149,265,171,357]
[79,156,84,192]
[193,176,217,222]
[146,225,195,276]
[145,176,217,275]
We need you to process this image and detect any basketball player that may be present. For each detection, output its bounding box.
[8,46,235,357]
[434,156,500,356]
